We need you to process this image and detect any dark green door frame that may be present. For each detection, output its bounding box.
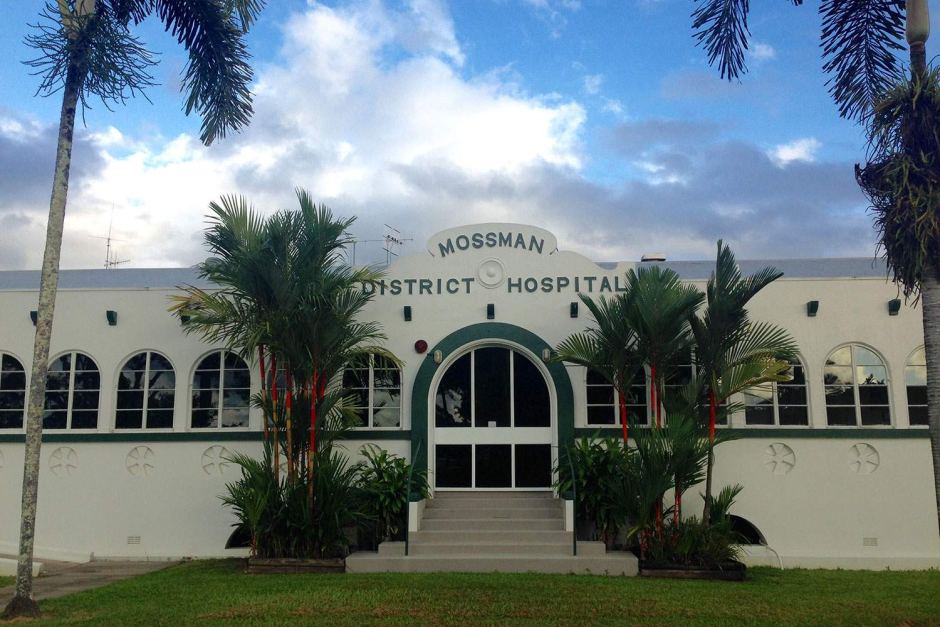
[409,322,574,497]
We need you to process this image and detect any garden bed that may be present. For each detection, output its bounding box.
[245,558,345,575]
[639,560,746,581]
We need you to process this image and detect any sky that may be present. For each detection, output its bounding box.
[0,0,926,269]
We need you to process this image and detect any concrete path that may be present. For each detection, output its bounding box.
[0,557,177,606]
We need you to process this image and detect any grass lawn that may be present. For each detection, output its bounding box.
[0,577,12,589]
[20,559,940,626]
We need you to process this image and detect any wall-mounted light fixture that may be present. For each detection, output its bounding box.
[486,304,495,320]
[403,305,412,322]
[541,348,552,362]
[106,310,118,326]
[433,350,443,364]
[29,310,37,326]
[570,302,578,318]
[888,298,901,316]
[806,300,819,317]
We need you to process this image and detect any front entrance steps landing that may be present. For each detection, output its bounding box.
[346,491,637,575]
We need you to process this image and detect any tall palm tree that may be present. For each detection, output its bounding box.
[555,294,642,443]
[621,265,704,428]
[856,0,940,528]
[4,2,261,619]
[691,242,798,524]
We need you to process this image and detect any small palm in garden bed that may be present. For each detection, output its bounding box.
[640,485,747,580]
[356,445,430,550]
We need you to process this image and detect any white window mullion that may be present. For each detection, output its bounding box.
[65,352,76,429]
[509,351,515,427]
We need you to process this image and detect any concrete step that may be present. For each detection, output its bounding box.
[411,530,572,544]
[346,551,639,575]
[422,506,561,520]
[432,491,555,501]
[409,543,574,557]
[421,517,564,531]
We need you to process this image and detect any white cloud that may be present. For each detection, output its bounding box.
[583,74,603,95]
[751,42,776,61]
[769,137,821,167]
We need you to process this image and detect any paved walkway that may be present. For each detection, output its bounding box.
[0,557,177,605]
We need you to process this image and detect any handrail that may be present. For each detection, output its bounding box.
[404,440,422,557]
[565,444,578,556]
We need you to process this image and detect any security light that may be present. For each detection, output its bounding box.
[806,300,819,317]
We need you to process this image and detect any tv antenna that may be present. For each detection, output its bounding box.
[382,224,412,265]
[344,233,384,267]
[90,207,130,269]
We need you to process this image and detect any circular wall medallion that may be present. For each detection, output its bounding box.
[764,443,795,475]
[126,446,155,476]
[477,258,506,289]
[49,447,78,476]
[849,443,880,475]
[201,445,232,476]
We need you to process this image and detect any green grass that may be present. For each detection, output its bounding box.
[0,577,12,589]
[20,560,940,626]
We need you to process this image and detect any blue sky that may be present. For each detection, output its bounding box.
[0,0,915,269]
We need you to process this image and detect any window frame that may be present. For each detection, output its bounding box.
[905,346,927,428]
[0,350,27,431]
[823,343,893,428]
[43,350,101,431]
[189,349,252,431]
[742,357,810,428]
[345,354,402,430]
[113,350,177,431]
[583,366,650,428]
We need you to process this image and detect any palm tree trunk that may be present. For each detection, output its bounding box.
[702,388,717,526]
[923,273,940,533]
[618,389,629,443]
[2,54,83,621]
[258,346,268,442]
[307,370,318,504]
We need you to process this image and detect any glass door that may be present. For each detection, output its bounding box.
[433,346,553,489]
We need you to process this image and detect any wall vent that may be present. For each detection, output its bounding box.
[862,537,878,547]
[127,535,142,545]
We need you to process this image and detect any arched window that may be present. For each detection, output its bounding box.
[191,350,251,429]
[0,352,26,429]
[906,347,927,427]
[116,351,175,429]
[44,352,99,429]
[744,358,808,426]
[824,345,891,426]
[585,368,648,426]
[344,355,401,428]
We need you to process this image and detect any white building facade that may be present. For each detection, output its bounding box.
[0,223,937,569]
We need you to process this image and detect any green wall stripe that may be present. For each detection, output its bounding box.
[0,429,412,444]
[409,322,575,492]
[572,427,930,439]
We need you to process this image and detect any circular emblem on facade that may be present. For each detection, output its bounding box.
[49,447,78,476]
[849,443,880,475]
[201,445,232,476]
[126,446,155,476]
[477,258,506,289]
[764,443,795,475]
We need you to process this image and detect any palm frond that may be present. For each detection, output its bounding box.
[691,0,751,81]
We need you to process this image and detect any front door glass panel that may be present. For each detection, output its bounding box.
[475,444,512,487]
[436,445,472,487]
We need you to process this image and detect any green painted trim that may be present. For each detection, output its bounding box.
[0,429,411,444]
[409,322,575,496]
[573,427,930,439]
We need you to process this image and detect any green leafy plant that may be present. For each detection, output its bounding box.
[358,445,430,547]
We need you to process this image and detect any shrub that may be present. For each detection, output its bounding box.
[358,445,430,547]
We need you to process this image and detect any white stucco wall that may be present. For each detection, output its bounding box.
[0,223,937,568]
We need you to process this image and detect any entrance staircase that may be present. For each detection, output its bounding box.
[345,491,637,575]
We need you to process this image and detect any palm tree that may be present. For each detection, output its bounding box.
[3,2,261,619]
[691,241,798,524]
[856,0,940,529]
[700,0,940,533]
[555,294,641,443]
[621,265,704,428]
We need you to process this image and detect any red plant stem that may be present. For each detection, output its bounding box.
[258,346,267,441]
[270,354,279,481]
[618,389,629,443]
[285,369,294,481]
[308,369,319,504]
[650,364,659,428]
[708,388,717,442]
[674,485,681,526]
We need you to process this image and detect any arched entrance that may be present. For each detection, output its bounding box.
[409,322,575,494]
[433,344,553,489]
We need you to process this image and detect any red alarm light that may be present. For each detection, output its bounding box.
[414,339,428,354]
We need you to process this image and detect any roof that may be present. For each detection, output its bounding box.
[0,257,889,290]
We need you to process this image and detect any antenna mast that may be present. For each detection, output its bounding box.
[91,207,130,269]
